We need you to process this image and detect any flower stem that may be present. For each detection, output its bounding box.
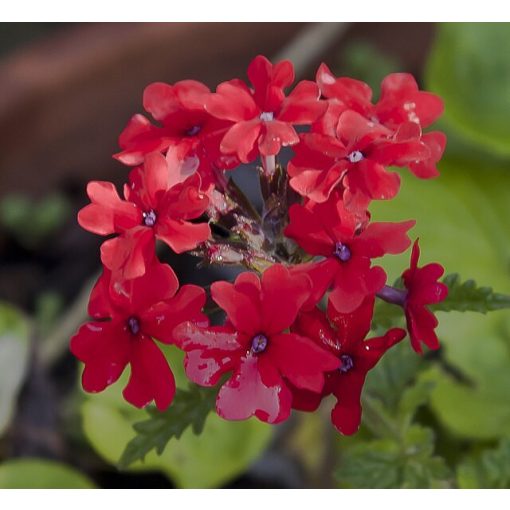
[376,285,407,306]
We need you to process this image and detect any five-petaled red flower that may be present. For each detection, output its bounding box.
[291,297,406,435]
[288,108,433,210]
[174,264,340,424]
[285,193,415,313]
[70,260,207,410]
[114,79,237,176]
[206,55,327,163]
[78,152,211,279]
[402,240,448,354]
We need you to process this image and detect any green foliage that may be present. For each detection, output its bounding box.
[0,193,71,249]
[457,438,510,488]
[0,459,95,488]
[119,384,216,468]
[427,23,510,157]
[433,274,510,313]
[0,303,30,436]
[336,426,452,488]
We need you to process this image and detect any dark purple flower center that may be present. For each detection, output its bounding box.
[339,354,354,373]
[127,316,141,336]
[251,334,268,354]
[347,150,364,163]
[143,210,157,227]
[186,125,202,137]
[334,242,351,262]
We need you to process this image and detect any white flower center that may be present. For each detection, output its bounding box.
[347,151,364,164]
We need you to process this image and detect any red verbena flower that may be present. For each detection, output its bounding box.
[78,152,211,279]
[114,79,237,175]
[402,240,448,353]
[284,193,414,313]
[291,298,406,435]
[206,55,327,163]
[288,107,434,210]
[174,264,340,424]
[70,261,207,410]
[316,64,444,132]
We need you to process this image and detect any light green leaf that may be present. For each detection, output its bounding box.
[0,459,95,488]
[0,303,30,436]
[426,23,510,157]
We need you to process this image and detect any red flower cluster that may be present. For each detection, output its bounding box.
[72,55,448,435]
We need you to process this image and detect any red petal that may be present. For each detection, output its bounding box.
[143,82,180,122]
[156,218,210,253]
[260,264,311,335]
[143,284,207,344]
[175,322,242,387]
[110,259,179,314]
[220,119,261,163]
[70,321,130,393]
[206,81,259,122]
[123,335,176,411]
[216,355,291,424]
[211,276,262,336]
[267,333,339,392]
[278,81,327,124]
[329,259,386,314]
[78,181,140,235]
[258,121,299,156]
[353,219,415,258]
[285,204,335,256]
[100,227,155,280]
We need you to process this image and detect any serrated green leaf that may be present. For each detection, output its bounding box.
[336,426,452,488]
[119,384,216,468]
[433,274,510,314]
[457,438,510,488]
[0,302,30,437]
[0,459,95,488]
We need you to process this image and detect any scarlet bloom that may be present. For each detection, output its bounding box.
[114,79,237,174]
[284,194,414,313]
[291,298,406,435]
[288,107,435,209]
[206,55,327,163]
[70,261,207,410]
[78,152,210,279]
[402,240,448,353]
[174,264,340,424]
[315,64,446,180]
[316,64,444,132]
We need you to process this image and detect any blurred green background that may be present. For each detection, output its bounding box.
[1,22,510,488]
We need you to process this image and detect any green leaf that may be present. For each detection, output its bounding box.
[426,23,510,157]
[336,426,452,488]
[119,384,216,468]
[0,459,96,488]
[457,438,510,488]
[0,303,30,436]
[433,273,510,314]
